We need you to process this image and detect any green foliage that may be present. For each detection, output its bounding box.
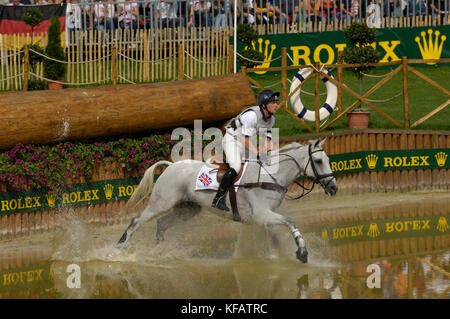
[21,44,45,75]
[21,7,44,30]
[340,45,381,75]
[237,23,265,69]
[237,23,259,45]
[341,22,380,78]
[43,16,66,81]
[340,22,380,110]
[343,22,377,46]
[0,133,176,193]
[27,79,47,91]
[238,47,266,69]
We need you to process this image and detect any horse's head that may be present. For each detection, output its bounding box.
[304,138,338,196]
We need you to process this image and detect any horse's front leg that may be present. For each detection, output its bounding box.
[262,209,308,263]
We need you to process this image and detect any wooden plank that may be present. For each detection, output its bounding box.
[376,133,385,192]
[361,133,370,192]
[407,66,450,95]
[14,212,21,238]
[350,133,358,194]
[423,134,432,188]
[407,133,417,192]
[431,133,440,190]
[356,133,363,193]
[399,133,409,192]
[411,99,450,128]
[369,133,377,192]
[392,134,401,192]
[402,57,410,128]
[384,133,394,192]
[415,134,425,190]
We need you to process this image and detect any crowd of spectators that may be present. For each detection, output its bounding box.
[0,0,448,32]
[242,0,448,28]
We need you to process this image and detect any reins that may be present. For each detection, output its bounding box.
[234,143,335,200]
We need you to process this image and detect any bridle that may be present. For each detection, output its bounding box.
[277,144,336,200]
[305,144,335,187]
[237,144,336,200]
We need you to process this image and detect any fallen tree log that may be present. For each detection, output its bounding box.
[0,73,256,150]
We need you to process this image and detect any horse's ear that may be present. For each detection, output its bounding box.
[309,138,319,146]
[318,137,327,148]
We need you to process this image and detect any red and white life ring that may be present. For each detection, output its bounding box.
[289,67,338,122]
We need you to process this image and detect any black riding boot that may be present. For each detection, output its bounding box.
[212,168,237,211]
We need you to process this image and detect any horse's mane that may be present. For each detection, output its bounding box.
[277,142,306,154]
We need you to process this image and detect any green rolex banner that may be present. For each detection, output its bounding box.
[329,148,449,175]
[0,148,448,215]
[0,177,141,216]
[235,25,450,73]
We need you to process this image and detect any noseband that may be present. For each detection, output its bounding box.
[305,144,335,187]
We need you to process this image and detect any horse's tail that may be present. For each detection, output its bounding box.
[122,160,173,215]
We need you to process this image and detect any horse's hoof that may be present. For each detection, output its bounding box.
[232,215,241,222]
[296,247,308,263]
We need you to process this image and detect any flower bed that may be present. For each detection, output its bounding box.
[0,132,177,193]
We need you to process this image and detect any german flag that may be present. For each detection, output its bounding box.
[0,4,66,49]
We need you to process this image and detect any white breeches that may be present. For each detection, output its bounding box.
[223,132,244,174]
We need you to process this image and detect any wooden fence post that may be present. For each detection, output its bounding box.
[23,44,29,92]
[240,66,247,77]
[280,47,287,107]
[315,62,320,132]
[337,52,343,115]
[228,45,234,74]
[111,46,117,85]
[402,56,410,128]
[178,42,184,81]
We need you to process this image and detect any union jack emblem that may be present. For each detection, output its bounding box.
[198,172,213,186]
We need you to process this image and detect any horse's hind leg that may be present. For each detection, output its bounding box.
[156,202,200,243]
[117,197,177,248]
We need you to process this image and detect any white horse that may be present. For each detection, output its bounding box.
[116,138,338,263]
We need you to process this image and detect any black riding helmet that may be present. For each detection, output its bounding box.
[258,89,280,106]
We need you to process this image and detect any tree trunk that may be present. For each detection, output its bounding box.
[0,74,256,151]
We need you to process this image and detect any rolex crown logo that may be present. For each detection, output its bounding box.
[365,154,379,170]
[367,223,380,238]
[435,151,447,167]
[436,217,449,233]
[103,184,114,200]
[46,192,57,208]
[415,29,447,65]
[247,38,276,75]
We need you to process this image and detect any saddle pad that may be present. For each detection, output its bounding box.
[195,162,248,191]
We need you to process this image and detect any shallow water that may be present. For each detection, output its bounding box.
[0,192,448,299]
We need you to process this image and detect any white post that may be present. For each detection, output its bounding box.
[233,0,237,73]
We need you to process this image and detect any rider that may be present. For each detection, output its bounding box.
[211,89,280,211]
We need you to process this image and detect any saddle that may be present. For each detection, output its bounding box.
[206,157,245,222]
